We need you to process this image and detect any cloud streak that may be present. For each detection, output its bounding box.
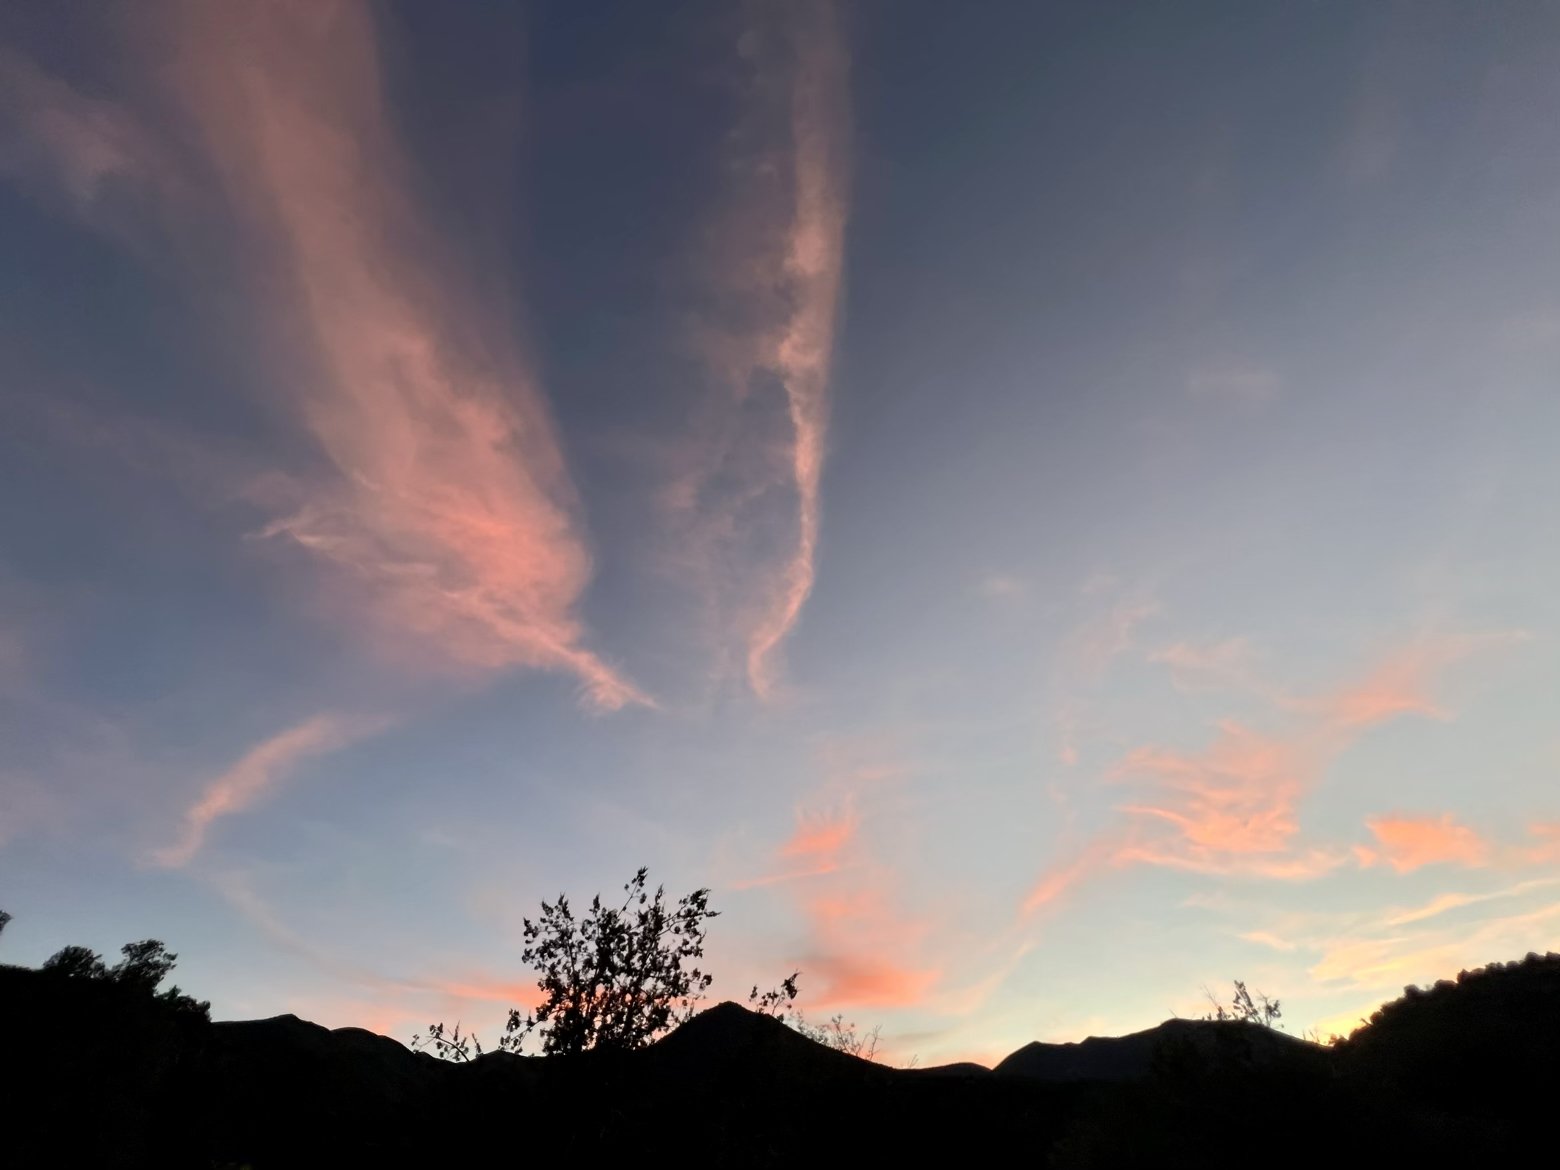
[1356,814,1489,873]
[665,0,850,698]
[159,1,643,708]
[151,714,380,868]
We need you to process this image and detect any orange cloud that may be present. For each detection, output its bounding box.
[799,884,939,1010]
[1109,720,1331,874]
[1357,814,1489,873]
[1522,823,1560,864]
[151,714,382,867]
[803,953,938,1010]
[162,2,643,709]
[1305,630,1527,729]
[1023,840,1121,915]
[781,805,857,860]
[1032,630,1530,896]
[734,801,858,888]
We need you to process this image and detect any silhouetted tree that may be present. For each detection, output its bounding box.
[43,944,110,980]
[748,969,801,1017]
[502,866,719,1055]
[0,908,10,938]
[410,1020,483,1062]
[41,937,209,1018]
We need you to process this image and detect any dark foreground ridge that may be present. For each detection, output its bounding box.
[9,952,1560,1167]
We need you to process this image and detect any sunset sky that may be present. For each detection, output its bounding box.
[3,1,1559,1066]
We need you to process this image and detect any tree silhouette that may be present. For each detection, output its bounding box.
[503,866,718,1055]
[41,937,209,1018]
[43,944,110,980]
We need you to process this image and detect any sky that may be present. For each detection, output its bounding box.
[2,0,1559,1067]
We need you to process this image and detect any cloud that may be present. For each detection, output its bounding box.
[801,952,938,1010]
[1186,362,1280,408]
[1384,878,1560,927]
[1521,823,1560,865]
[1023,840,1121,915]
[151,714,382,867]
[664,0,850,699]
[1356,814,1490,873]
[1028,628,1527,901]
[799,884,939,1010]
[745,782,938,1010]
[1110,720,1335,874]
[128,1,642,710]
[1149,638,1258,694]
[0,46,172,225]
[976,573,1028,601]
[734,802,858,889]
[1238,930,1299,952]
[1303,631,1528,729]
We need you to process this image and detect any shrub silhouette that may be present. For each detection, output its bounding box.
[501,866,719,1055]
[749,971,883,1061]
[1202,978,1281,1027]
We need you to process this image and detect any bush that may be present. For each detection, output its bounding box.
[503,866,719,1055]
[749,970,882,1061]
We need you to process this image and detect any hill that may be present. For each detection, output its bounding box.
[7,953,1560,1167]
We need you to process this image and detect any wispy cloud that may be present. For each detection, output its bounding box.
[29,2,644,710]
[151,714,382,868]
[1301,631,1528,729]
[1029,627,1528,900]
[1186,361,1280,409]
[1149,637,1260,694]
[665,0,850,699]
[800,884,939,1010]
[0,46,172,228]
[734,801,858,889]
[1356,814,1489,873]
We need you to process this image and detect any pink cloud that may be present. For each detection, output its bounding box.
[1356,814,1489,873]
[780,805,857,860]
[1303,631,1527,729]
[1023,840,1122,915]
[1521,823,1560,865]
[800,884,939,1010]
[802,953,938,1010]
[662,2,850,699]
[150,714,382,868]
[734,801,858,889]
[159,2,643,709]
[1109,720,1331,873]
[1026,629,1527,903]
[1149,637,1258,694]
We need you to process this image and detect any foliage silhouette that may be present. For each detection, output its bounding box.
[501,866,718,1055]
[42,936,209,1019]
[0,908,10,938]
[748,969,882,1061]
[1202,979,1281,1028]
[410,1020,483,1062]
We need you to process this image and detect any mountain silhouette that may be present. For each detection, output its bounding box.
[9,952,1560,1167]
